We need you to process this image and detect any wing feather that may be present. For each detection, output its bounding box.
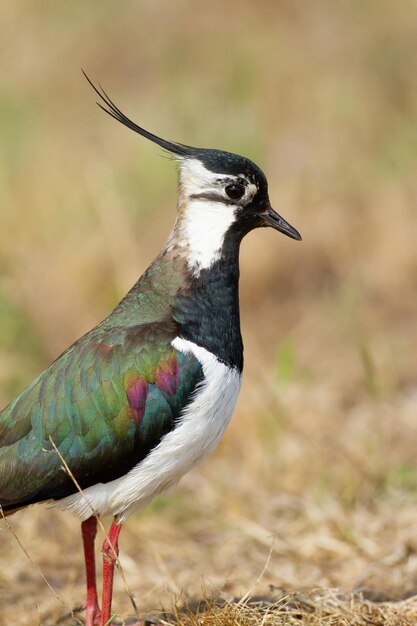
[0,322,203,510]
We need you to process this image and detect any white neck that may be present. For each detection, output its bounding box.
[175,198,236,274]
[168,159,238,276]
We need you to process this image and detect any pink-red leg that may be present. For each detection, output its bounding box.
[98,519,145,625]
[100,519,123,626]
[81,516,102,626]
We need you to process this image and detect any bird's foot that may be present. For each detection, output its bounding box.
[84,603,101,626]
[103,618,163,626]
[81,610,163,626]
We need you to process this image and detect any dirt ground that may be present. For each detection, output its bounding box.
[1,1,417,624]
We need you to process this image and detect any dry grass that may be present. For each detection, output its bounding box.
[162,592,417,626]
[1,1,417,624]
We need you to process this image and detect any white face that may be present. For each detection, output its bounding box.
[171,159,258,276]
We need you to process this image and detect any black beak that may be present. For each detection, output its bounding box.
[261,205,302,241]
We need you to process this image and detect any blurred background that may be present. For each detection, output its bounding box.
[0,1,417,624]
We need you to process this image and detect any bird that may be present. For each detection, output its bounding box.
[0,75,301,626]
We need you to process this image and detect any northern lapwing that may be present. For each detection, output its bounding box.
[0,76,301,626]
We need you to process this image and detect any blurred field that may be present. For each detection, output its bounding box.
[1,1,417,624]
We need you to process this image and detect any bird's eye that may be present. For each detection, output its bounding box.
[225,183,245,200]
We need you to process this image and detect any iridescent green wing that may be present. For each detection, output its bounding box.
[0,322,203,510]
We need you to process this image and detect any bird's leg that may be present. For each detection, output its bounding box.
[81,516,101,626]
[100,518,122,626]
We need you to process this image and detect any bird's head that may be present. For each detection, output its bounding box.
[176,148,301,240]
[85,74,301,275]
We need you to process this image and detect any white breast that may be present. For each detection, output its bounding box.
[53,338,241,521]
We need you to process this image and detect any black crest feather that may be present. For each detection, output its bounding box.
[82,70,194,158]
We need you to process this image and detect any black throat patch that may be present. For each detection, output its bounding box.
[173,233,244,372]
